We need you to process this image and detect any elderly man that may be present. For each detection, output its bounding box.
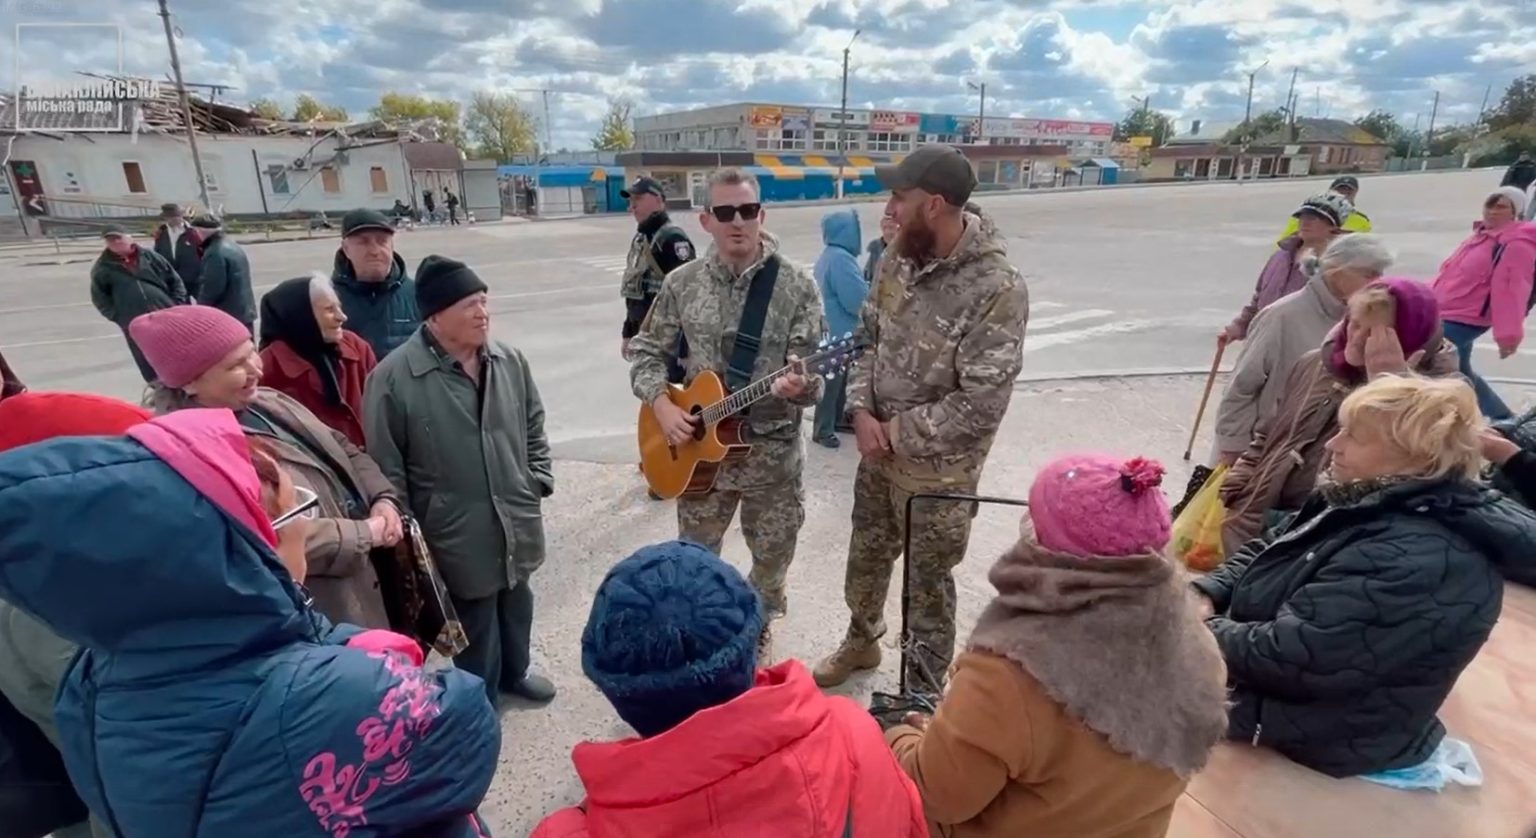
[813,146,1029,693]
[89,224,186,382]
[331,208,420,360]
[365,255,556,706]
[152,202,202,298]
[190,215,255,335]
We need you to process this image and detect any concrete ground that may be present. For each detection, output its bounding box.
[6,169,1534,837]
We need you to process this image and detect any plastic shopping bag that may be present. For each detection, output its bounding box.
[1170,465,1228,572]
[1359,737,1483,792]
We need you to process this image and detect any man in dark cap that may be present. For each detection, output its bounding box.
[89,224,188,381]
[813,145,1029,693]
[1276,175,1372,243]
[364,255,556,707]
[189,215,255,335]
[618,176,695,374]
[331,208,419,360]
[152,202,202,299]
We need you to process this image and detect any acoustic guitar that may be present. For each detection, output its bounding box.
[637,334,866,499]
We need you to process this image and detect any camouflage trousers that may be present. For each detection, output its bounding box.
[843,460,975,693]
[676,472,804,617]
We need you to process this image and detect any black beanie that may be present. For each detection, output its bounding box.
[415,255,489,319]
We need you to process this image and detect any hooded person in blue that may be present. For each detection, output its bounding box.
[812,208,870,448]
[0,407,500,838]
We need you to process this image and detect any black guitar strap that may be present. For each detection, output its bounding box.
[725,254,781,393]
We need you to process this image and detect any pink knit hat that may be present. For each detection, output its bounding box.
[1028,454,1171,557]
[128,306,252,388]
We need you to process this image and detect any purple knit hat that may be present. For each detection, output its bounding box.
[128,306,253,388]
[1327,277,1440,381]
[1028,454,1171,558]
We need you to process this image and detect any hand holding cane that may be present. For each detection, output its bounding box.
[1183,339,1227,461]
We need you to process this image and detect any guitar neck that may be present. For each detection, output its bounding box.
[700,364,794,425]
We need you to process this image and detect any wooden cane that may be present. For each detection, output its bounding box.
[1183,341,1227,461]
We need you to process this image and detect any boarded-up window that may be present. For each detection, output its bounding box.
[369,166,388,193]
[320,166,341,194]
[122,161,146,193]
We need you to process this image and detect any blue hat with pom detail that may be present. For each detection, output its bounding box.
[581,540,763,737]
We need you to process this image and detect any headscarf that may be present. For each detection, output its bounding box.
[1327,277,1440,383]
[258,276,342,406]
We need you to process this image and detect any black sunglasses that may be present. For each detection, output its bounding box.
[709,203,762,223]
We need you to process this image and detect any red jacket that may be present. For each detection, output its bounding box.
[257,331,376,448]
[531,661,929,838]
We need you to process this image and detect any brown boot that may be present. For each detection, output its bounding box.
[812,637,881,688]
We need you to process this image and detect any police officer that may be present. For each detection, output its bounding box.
[619,176,695,382]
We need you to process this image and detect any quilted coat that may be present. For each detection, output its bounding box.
[1193,477,1536,777]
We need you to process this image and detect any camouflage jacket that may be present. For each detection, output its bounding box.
[847,208,1029,489]
[629,231,825,487]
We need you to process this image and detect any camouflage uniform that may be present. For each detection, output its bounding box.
[628,231,825,614]
[824,206,1030,692]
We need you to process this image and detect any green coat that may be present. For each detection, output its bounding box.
[89,245,185,328]
[363,328,553,599]
[196,231,256,327]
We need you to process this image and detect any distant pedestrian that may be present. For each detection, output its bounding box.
[1501,152,1536,193]
[423,188,437,220]
[365,256,558,707]
[258,272,378,448]
[1430,186,1536,420]
[330,208,420,359]
[864,211,899,285]
[190,215,255,335]
[89,225,187,382]
[1224,193,1350,344]
[1276,176,1372,243]
[811,207,869,448]
[153,202,202,299]
[445,188,461,225]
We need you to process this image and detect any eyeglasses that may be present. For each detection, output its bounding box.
[272,485,319,530]
[708,203,762,223]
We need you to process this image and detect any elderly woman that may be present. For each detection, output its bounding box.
[130,304,402,630]
[1430,186,1536,420]
[1222,193,1353,344]
[1213,234,1392,465]
[1195,375,1536,778]
[1218,278,1458,555]
[258,272,378,448]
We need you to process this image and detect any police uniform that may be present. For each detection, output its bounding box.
[620,180,696,384]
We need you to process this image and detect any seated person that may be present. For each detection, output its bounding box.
[1195,375,1536,778]
[886,455,1227,838]
[532,540,928,837]
[1482,411,1536,514]
[1219,278,1458,555]
[0,408,499,836]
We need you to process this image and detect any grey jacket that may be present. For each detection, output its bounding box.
[0,601,75,747]
[1214,271,1347,454]
[364,328,553,600]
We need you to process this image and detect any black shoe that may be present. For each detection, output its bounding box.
[813,435,841,449]
[504,673,556,703]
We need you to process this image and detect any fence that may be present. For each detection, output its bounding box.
[1384,155,1464,172]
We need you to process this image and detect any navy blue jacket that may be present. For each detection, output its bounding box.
[0,434,499,837]
[332,249,420,360]
[196,231,256,328]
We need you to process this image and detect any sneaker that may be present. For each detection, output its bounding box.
[812,639,882,688]
[813,435,841,449]
[759,591,788,621]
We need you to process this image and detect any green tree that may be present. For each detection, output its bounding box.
[1222,108,1287,144]
[370,92,465,149]
[291,94,348,122]
[464,92,538,161]
[1113,105,1172,146]
[248,97,284,120]
[1353,109,1402,142]
[1489,74,1536,131]
[591,97,635,151]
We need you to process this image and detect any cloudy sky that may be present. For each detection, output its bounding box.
[3,0,1532,148]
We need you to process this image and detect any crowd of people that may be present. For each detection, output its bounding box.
[0,146,1534,838]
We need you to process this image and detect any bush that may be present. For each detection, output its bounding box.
[1469,125,1536,167]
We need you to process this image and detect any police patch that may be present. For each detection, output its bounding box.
[673,241,693,261]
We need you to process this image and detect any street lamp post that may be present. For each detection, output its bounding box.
[967,80,987,143]
[836,29,860,200]
[1239,59,1269,182]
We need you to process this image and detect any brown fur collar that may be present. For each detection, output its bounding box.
[967,539,1229,776]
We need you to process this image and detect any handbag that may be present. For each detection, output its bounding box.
[374,517,470,658]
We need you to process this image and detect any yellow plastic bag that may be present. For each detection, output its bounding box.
[1170,465,1228,572]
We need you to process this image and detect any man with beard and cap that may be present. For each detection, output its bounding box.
[813,145,1029,693]
[153,202,202,298]
[627,168,824,662]
[618,176,695,380]
[331,208,420,360]
[190,215,255,335]
[89,224,188,382]
[1277,176,1372,243]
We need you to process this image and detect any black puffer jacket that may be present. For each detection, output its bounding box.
[1193,478,1536,777]
[1491,407,1536,508]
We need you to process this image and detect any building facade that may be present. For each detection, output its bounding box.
[634,102,1115,159]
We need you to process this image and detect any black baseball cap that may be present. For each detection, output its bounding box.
[1330,176,1360,191]
[620,177,664,200]
[341,208,396,237]
[875,145,978,206]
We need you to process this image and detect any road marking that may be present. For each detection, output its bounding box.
[0,282,285,316]
[1030,309,1112,331]
[1474,343,1536,358]
[1023,319,1158,353]
[490,282,611,301]
[1032,301,1065,311]
[2,332,121,350]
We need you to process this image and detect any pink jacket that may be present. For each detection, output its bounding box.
[1230,235,1308,339]
[1431,221,1536,350]
[531,661,929,838]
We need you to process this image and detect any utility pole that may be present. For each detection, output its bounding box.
[968,80,986,143]
[1240,60,1269,182]
[1283,66,1298,140]
[836,29,859,200]
[1477,81,1492,132]
[158,0,211,213]
[1422,90,1440,171]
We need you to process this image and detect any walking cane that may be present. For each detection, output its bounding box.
[1183,341,1227,461]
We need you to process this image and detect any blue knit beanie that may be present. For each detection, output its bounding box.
[581,540,763,737]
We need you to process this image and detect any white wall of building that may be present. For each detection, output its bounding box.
[8,132,416,216]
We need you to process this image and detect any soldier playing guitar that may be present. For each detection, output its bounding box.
[627,168,826,658]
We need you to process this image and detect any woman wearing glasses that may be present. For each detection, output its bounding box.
[0,407,499,838]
